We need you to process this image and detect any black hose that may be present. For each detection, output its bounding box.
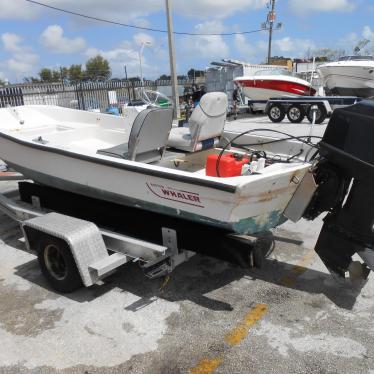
[216,129,320,177]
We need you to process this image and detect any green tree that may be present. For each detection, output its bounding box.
[158,74,171,80]
[187,69,205,79]
[128,77,141,82]
[60,67,69,82]
[39,68,53,82]
[52,70,61,82]
[39,68,62,83]
[312,48,346,61]
[68,64,84,83]
[85,55,111,81]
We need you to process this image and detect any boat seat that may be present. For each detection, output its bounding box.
[167,92,228,152]
[97,107,173,163]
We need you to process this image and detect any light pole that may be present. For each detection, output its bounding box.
[138,40,151,87]
[165,0,180,119]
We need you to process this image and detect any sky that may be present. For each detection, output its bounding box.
[0,0,374,83]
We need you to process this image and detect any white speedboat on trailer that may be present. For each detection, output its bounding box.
[0,93,310,235]
[317,55,374,97]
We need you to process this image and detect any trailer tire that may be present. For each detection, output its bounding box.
[37,236,83,293]
[286,104,305,123]
[306,104,327,124]
[268,104,286,123]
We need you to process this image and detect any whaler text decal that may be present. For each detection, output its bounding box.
[146,182,204,208]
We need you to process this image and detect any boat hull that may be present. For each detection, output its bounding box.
[318,64,374,97]
[241,86,302,101]
[235,77,315,101]
[0,134,308,235]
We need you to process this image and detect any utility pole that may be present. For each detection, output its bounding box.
[267,0,276,64]
[165,0,180,119]
[124,65,128,81]
[60,66,65,90]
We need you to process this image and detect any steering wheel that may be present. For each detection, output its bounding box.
[137,89,173,108]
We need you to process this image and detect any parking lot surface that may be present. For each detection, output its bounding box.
[0,179,373,374]
[0,114,373,373]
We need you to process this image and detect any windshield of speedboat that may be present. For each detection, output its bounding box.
[254,68,293,77]
[338,55,374,61]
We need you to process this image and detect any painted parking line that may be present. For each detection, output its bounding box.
[280,248,316,287]
[188,358,223,374]
[188,249,315,373]
[188,304,268,374]
[225,303,268,346]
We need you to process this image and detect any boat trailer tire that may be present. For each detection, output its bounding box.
[37,236,83,293]
[306,104,327,124]
[268,104,286,123]
[286,104,305,123]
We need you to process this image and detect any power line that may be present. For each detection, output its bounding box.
[25,0,269,36]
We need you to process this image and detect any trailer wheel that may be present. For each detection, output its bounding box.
[306,104,327,124]
[268,104,286,123]
[37,236,83,293]
[286,104,305,123]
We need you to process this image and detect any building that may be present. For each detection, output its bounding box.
[268,56,293,70]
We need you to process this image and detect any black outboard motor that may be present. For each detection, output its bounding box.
[304,100,374,280]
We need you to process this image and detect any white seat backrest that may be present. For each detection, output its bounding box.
[128,107,173,162]
[188,92,228,143]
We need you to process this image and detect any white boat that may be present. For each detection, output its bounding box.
[234,68,316,102]
[0,93,310,235]
[317,55,374,97]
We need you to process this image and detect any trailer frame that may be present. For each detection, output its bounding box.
[263,96,361,124]
[0,175,263,293]
[0,175,196,292]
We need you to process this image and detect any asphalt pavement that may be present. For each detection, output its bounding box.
[0,116,373,373]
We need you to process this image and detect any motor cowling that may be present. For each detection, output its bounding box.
[304,100,374,280]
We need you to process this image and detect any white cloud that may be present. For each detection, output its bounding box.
[0,0,39,19]
[40,25,86,54]
[336,26,374,55]
[272,37,316,57]
[85,44,145,78]
[0,0,267,23]
[175,0,267,19]
[0,32,39,80]
[363,26,374,41]
[289,0,356,14]
[234,34,257,58]
[0,71,7,83]
[1,33,23,52]
[13,52,39,65]
[133,33,155,47]
[4,0,162,23]
[7,59,33,75]
[86,46,138,63]
[182,21,230,60]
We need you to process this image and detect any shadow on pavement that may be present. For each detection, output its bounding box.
[13,242,365,311]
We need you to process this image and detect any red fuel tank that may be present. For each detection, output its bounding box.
[206,153,249,177]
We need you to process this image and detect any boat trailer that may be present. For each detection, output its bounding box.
[0,178,264,293]
[1,100,374,292]
[0,179,197,292]
[264,96,361,124]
